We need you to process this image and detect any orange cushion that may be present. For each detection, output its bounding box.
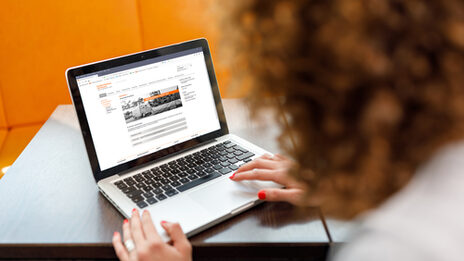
[0,0,142,127]
[0,89,7,128]
[0,124,42,177]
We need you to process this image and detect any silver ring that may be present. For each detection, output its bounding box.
[124,239,135,252]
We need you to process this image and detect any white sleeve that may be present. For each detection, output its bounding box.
[329,232,429,261]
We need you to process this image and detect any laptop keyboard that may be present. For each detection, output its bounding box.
[113,141,255,209]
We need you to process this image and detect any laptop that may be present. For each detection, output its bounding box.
[66,38,280,241]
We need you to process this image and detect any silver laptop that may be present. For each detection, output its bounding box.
[66,39,280,241]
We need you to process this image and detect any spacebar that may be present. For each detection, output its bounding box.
[177,172,221,192]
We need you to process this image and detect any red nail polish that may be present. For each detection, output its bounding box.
[258,191,266,200]
[113,231,118,237]
[161,220,167,224]
[123,219,128,224]
[132,208,136,212]
[229,173,235,179]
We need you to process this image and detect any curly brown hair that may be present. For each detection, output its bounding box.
[218,0,464,218]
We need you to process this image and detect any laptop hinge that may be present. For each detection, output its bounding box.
[117,138,219,177]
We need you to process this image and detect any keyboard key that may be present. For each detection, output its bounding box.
[132,196,144,203]
[161,184,173,191]
[226,148,235,153]
[213,164,222,170]
[220,161,230,167]
[224,143,236,148]
[194,165,205,171]
[237,152,255,161]
[179,178,190,184]
[226,154,235,159]
[141,186,152,192]
[177,172,221,192]
[171,181,182,187]
[122,186,136,194]
[136,201,148,208]
[165,189,178,197]
[147,197,158,205]
[156,193,167,201]
[152,188,163,195]
[116,183,128,189]
[219,167,233,175]
[234,146,249,153]
[187,174,198,180]
[145,179,155,185]
[244,158,252,163]
[197,170,207,177]
[143,192,154,198]
[228,158,238,164]
[127,190,143,198]
[229,164,239,170]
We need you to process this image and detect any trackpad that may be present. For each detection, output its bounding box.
[188,178,279,214]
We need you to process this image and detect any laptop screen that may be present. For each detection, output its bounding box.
[75,47,221,171]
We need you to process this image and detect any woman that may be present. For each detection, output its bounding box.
[112,0,464,260]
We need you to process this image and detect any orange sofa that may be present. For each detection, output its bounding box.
[0,0,229,179]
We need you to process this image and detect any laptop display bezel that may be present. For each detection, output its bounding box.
[66,39,229,182]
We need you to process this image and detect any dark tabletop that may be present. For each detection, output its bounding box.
[0,99,335,260]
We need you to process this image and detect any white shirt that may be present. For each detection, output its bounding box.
[330,141,464,261]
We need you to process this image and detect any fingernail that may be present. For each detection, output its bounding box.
[123,219,128,224]
[143,209,148,214]
[113,231,118,237]
[161,220,167,224]
[258,191,266,200]
[229,173,235,179]
[132,208,136,212]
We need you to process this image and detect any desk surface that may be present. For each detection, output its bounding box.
[0,99,335,259]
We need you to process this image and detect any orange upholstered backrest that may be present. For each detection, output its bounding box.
[0,0,143,127]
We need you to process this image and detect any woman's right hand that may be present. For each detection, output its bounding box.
[229,154,306,206]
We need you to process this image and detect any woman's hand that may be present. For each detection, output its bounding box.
[229,154,306,206]
[112,209,192,261]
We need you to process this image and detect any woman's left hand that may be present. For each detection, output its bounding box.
[112,209,192,261]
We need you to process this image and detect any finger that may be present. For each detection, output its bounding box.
[161,221,191,254]
[258,188,305,205]
[273,153,287,160]
[130,209,146,246]
[141,210,163,242]
[231,168,284,183]
[112,231,130,261]
[260,153,274,160]
[122,219,138,260]
[234,158,280,174]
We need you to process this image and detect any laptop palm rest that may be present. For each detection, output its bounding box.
[151,177,280,241]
